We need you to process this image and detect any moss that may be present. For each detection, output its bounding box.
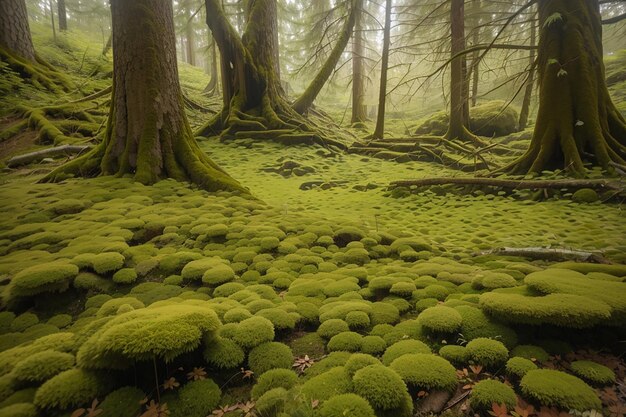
[345,311,370,329]
[469,379,517,411]
[256,308,296,331]
[33,368,112,409]
[472,272,517,290]
[96,297,145,317]
[479,292,611,328]
[0,313,15,335]
[214,282,246,297]
[352,365,411,413]
[570,360,616,385]
[327,331,363,352]
[465,338,508,368]
[7,261,78,300]
[47,314,72,329]
[10,313,39,332]
[11,350,75,383]
[74,271,114,292]
[505,357,537,379]
[360,335,386,355]
[418,306,463,333]
[370,302,400,325]
[439,345,468,365]
[78,303,220,368]
[99,386,144,417]
[256,387,287,417]
[390,353,457,392]
[455,305,518,349]
[0,388,36,408]
[92,252,125,274]
[112,268,137,284]
[317,319,350,339]
[390,282,417,298]
[344,353,382,378]
[203,263,236,286]
[232,316,275,349]
[320,393,376,417]
[0,375,14,402]
[160,252,203,274]
[203,336,245,369]
[296,302,319,324]
[251,369,298,399]
[571,188,599,203]
[223,307,253,323]
[510,345,549,362]
[0,403,37,417]
[415,298,439,312]
[520,369,601,411]
[85,294,113,309]
[550,262,626,277]
[168,379,221,417]
[382,339,431,365]
[248,342,293,375]
[301,366,353,401]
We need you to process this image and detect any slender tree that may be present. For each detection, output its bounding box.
[372,0,392,139]
[58,0,68,31]
[204,37,219,95]
[505,0,626,175]
[43,0,244,192]
[351,0,367,125]
[185,0,196,66]
[518,9,537,130]
[0,0,36,61]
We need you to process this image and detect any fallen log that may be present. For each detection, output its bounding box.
[7,145,93,168]
[390,177,623,192]
[476,247,609,263]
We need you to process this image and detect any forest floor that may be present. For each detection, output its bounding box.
[0,24,625,417]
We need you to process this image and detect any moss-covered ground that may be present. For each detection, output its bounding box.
[0,24,625,417]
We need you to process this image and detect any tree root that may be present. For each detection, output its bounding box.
[0,47,73,92]
[6,144,93,168]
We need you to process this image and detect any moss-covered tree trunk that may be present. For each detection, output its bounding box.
[506,0,626,175]
[445,0,483,146]
[470,0,480,107]
[372,0,391,139]
[58,0,68,32]
[351,0,367,125]
[197,0,352,148]
[518,11,536,130]
[43,0,244,192]
[0,0,36,61]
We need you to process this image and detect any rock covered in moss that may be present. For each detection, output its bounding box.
[570,360,616,385]
[520,369,601,411]
[571,188,599,203]
[112,268,137,284]
[469,379,517,411]
[360,335,386,355]
[389,353,457,392]
[320,394,376,417]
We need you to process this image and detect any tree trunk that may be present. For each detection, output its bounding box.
[58,0,68,31]
[470,0,480,107]
[351,0,367,125]
[49,0,57,42]
[204,36,219,95]
[43,0,244,192]
[0,0,36,61]
[518,9,536,130]
[445,0,484,146]
[292,0,358,115]
[185,2,196,66]
[505,0,626,175]
[372,0,391,139]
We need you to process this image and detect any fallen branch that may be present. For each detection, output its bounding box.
[476,247,610,263]
[390,177,624,192]
[7,145,93,168]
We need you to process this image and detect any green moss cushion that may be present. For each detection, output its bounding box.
[317,319,350,339]
[231,316,275,349]
[418,306,463,333]
[382,339,431,365]
[469,379,517,411]
[352,365,410,411]
[34,369,112,409]
[320,394,376,417]
[570,360,616,385]
[301,367,352,401]
[360,335,386,355]
[167,379,221,417]
[0,403,37,417]
[256,387,288,416]
[439,345,468,365]
[99,386,145,417]
[327,331,363,352]
[251,369,298,399]
[465,338,508,368]
[520,369,601,411]
[455,305,518,349]
[344,353,382,378]
[389,353,457,392]
[248,342,293,375]
[8,261,78,299]
[77,303,220,368]
[11,350,74,383]
[510,345,549,362]
[203,337,245,369]
[505,357,537,379]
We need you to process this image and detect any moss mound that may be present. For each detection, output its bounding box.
[248,342,293,375]
[33,369,112,409]
[319,394,376,417]
[327,331,363,352]
[231,316,275,349]
[505,357,537,379]
[99,386,144,417]
[389,353,457,392]
[251,369,298,399]
[520,369,601,411]
[167,379,221,417]
[317,319,350,339]
[439,345,468,365]
[344,353,382,377]
[469,379,517,411]
[465,338,508,368]
[510,345,549,362]
[202,337,245,369]
[570,360,616,385]
[11,350,75,383]
[418,305,463,333]
[352,365,413,415]
[7,261,78,301]
[382,339,431,365]
[301,367,352,401]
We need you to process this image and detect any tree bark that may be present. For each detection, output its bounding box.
[505,0,626,175]
[351,0,367,125]
[43,0,244,192]
[185,1,196,66]
[292,0,358,115]
[372,0,392,139]
[204,36,219,95]
[518,9,537,130]
[0,0,36,61]
[58,0,68,31]
[470,0,480,107]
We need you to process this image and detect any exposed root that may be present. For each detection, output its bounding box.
[0,47,73,92]
[6,144,93,168]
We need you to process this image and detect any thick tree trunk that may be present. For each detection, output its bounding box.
[58,0,68,31]
[0,0,36,61]
[43,0,244,192]
[351,0,367,125]
[518,11,536,130]
[372,0,391,139]
[505,0,626,175]
[292,0,358,115]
